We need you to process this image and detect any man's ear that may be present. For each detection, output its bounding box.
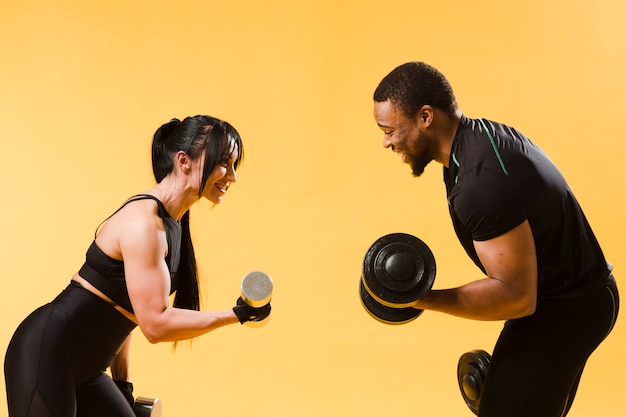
[418,105,434,127]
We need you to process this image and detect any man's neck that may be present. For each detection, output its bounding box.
[434,109,462,167]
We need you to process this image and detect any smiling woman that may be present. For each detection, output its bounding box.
[3,115,271,417]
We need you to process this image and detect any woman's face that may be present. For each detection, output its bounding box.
[201,147,239,204]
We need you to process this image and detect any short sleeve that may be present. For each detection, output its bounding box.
[449,168,527,241]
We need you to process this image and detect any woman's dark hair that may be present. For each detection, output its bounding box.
[151,115,244,312]
[373,62,458,118]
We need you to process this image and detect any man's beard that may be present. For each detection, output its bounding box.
[410,151,432,177]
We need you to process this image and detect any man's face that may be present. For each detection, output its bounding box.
[373,100,433,176]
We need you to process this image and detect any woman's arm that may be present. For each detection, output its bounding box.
[110,333,132,381]
[414,219,538,320]
[117,204,240,344]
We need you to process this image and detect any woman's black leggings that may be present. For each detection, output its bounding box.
[479,276,619,417]
[4,281,137,417]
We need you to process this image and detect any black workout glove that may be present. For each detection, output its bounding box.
[113,379,134,407]
[232,297,272,324]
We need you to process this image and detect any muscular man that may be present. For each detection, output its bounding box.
[372,61,619,417]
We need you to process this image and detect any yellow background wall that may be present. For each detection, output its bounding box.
[1,1,625,416]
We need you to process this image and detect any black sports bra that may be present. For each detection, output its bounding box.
[78,194,182,313]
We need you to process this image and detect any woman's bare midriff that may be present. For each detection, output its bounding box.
[72,273,138,324]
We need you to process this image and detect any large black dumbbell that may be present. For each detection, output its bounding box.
[360,280,424,324]
[457,349,491,415]
[239,271,273,327]
[133,397,162,417]
[359,233,436,324]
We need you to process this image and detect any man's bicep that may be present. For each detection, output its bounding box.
[473,220,538,296]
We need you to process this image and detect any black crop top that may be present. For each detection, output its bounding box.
[78,194,182,313]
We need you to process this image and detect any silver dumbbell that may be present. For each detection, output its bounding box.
[133,397,162,417]
[240,271,273,328]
